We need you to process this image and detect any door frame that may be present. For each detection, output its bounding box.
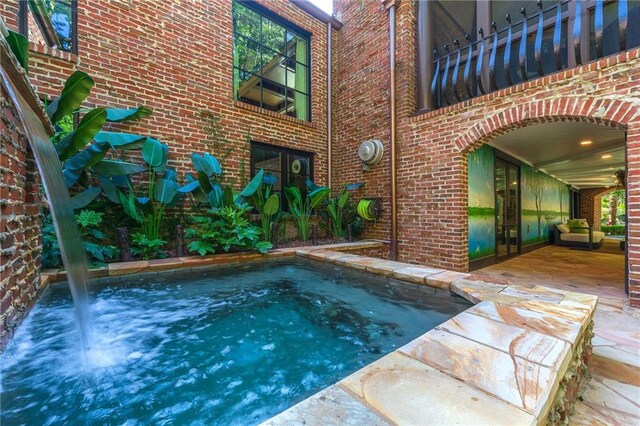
[494,152,522,263]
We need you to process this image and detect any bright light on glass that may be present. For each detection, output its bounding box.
[580,140,592,145]
[601,154,612,159]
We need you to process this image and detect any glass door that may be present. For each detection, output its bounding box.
[495,159,520,260]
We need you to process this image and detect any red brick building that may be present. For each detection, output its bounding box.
[2,0,639,307]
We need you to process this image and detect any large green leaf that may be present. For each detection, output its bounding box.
[141,138,164,167]
[264,194,280,216]
[154,178,179,204]
[99,176,120,203]
[63,168,82,188]
[155,144,170,172]
[105,106,152,122]
[179,180,200,193]
[197,170,213,194]
[207,185,224,208]
[92,160,147,176]
[337,190,349,209]
[47,71,94,124]
[192,153,222,176]
[240,169,264,197]
[118,190,142,222]
[309,187,330,210]
[70,186,101,210]
[94,132,148,150]
[64,141,109,171]
[56,108,107,160]
[284,186,302,212]
[5,30,29,72]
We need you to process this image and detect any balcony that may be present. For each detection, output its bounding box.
[417,0,640,111]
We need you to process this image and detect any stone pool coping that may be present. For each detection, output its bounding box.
[41,241,597,425]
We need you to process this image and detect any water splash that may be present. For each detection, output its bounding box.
[1,56,91,353]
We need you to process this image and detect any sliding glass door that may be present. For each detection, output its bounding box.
[495,159,520,260]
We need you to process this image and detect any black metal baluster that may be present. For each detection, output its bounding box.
[534,0,545,77]
[441,44,451,106]
[553,2,563,71]
[452,39,463,102]
[463,34,474,99]
[476,28,487,95]
[619,0,628,52]
[430,48,440,108]
[503,14,513,86]
[519,7,529,81]
[595,0,604,58]
[573,0,582,65]
[489,21,498,91]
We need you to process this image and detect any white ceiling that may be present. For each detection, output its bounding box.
[488,121,626,189]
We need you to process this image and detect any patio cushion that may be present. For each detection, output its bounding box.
[559,231,605,244]
[567,219,589,234]
[557,224,571,234]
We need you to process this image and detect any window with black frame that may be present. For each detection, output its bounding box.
[232,1,311,121]
[19,0,77,54]
[250,143,313,209]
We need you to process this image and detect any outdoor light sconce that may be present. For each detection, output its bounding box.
[358,139,384,171]
[615,169,626,188]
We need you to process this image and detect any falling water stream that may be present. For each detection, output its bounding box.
[1,59,91,353]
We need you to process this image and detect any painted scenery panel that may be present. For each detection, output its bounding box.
[468,145,495,261]
[521,165,570,246]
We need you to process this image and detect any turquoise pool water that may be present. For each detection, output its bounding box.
[1,259,470,425]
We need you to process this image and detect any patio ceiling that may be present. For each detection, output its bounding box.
[488,121,626,189]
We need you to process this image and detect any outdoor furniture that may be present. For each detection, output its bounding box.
[554,221,605,251]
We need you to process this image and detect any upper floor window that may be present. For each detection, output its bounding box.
[19,0,77,54]
[232,1,311,121]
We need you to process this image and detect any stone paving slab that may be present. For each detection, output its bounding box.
[400,328,557,416]
[466,301,583,345]
[435,311,571,371]
[425,270,470,290]
[262,385,390,426]
[391,265,444,284]
[338,352,536,426]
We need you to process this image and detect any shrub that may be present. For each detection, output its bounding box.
[186,204,272,255]
[42,209,118,268]
[601,225,625,235]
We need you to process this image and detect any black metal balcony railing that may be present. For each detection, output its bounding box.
[424,0,634,111]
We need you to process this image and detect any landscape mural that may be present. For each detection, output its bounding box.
[521,164,570,246]
[468,145,495,261]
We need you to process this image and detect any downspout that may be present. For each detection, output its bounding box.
[385,1,398,260]
[327,22,332,189]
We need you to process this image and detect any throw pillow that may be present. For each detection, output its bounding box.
[557,224,571,234]
[567,219,589,234]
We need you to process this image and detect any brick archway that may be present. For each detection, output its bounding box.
[454,97,639,306]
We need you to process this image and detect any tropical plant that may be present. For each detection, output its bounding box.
[2,24,29,72]
[45,70,155,210]
[185,204,272,255]
[284,180,330,241]
[323,183,364,238]
[179,152,265,210]
[248,170,280,241]
[130,232,167,260]
[41,209,118,268]
[115,143,181,242]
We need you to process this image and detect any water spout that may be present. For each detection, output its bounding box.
[1,44,91,354]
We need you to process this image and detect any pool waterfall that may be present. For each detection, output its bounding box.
[0,48,92,354]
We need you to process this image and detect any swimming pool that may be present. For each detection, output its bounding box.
[1,259,470,425]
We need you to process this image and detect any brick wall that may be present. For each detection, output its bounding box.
[333,1,640,306]
[332,0,391,240]
[0,86,43,350]
[580,187,612,231]
[1,0,331,189]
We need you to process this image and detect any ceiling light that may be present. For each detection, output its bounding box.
[601,154,612,159]
[580,140,592,145]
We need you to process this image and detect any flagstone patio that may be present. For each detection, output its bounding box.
[473,242,639,425]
